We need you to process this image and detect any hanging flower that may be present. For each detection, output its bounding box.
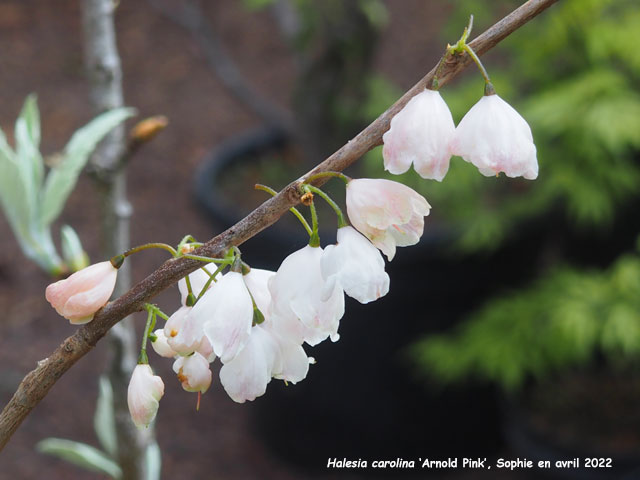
[219,326,278,403]
[150,329,177,358]
[45,261,118,324]
[127,364,164,429]
[164,305,202,356]
[268,245,345,346]
[382,88,456,181]
[346,178,431,261]
[242,267,311,382]
[267,325,310,384]
[450,92,538,180]
[321,226,390,304]
[191,272,253,364]
[173,352,212,394]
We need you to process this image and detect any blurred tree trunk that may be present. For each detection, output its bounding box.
[81,1,153,479]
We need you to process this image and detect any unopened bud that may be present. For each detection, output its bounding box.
[130,116,168,144]
[252,306,265,326]
[186,293,196,307]
[110,254,125,269]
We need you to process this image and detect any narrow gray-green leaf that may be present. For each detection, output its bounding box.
[16,98,45,194]
[40,107,136,226]
[93,376,117,458]
[0,129,33,243]
[20,93,41,147]
[145,442,162,480]
[36,438,122,479]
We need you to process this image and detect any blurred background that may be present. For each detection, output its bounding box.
[0,0,639,478]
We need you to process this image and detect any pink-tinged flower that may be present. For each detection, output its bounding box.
[195,336,216,363]
[164,306,201,356]
[346,178,431,261]
[193,272,253,364]
[268,245,345,346]
[450,93,538,180]
[383,89,455,181]
[219,326,279,403]
[240,266,311,383]
[150,329,177,358]
[45,261,118,324]
[172,352,212,394]
[127,364,164,429]
[321,226,390,304]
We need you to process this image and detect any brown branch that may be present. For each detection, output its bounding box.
[0,0,558,451]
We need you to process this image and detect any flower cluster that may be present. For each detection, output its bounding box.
[43,19,539,431]
[127,176,430,426]
[383,86,537,182]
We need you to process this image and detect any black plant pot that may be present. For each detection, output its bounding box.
[192,126,578,474]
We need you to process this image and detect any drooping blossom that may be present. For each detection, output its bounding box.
[383,88,455,181]
[219,266,312,402]
[127,364,164,429]
[219,325,279,403]
[45,261,118,324]
[321,226,390,304]
[150,329,177,358]
[243,268,310,383]
[173,352,212,394]
[450,92,538,180]
[346,178,431,261]
[269,245,345,346]
[164,305,202,356]
[192,271,253,363]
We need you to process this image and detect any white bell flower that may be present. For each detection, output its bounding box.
[383,88,455,181]
[150,329,177,358]
[346,178,431,261]
[321,226,390,304]
[243,266,311,383]
[268,245,345,346]
[450,93,538,180]
[164,305,202,356]
[219,326,278,403]
[193,271,253,364]
[172,352,212,394]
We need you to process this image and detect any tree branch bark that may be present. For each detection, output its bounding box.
[0,0,558,451]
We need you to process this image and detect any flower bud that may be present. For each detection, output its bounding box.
[127,364,164,429]
[45,261,118,324]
